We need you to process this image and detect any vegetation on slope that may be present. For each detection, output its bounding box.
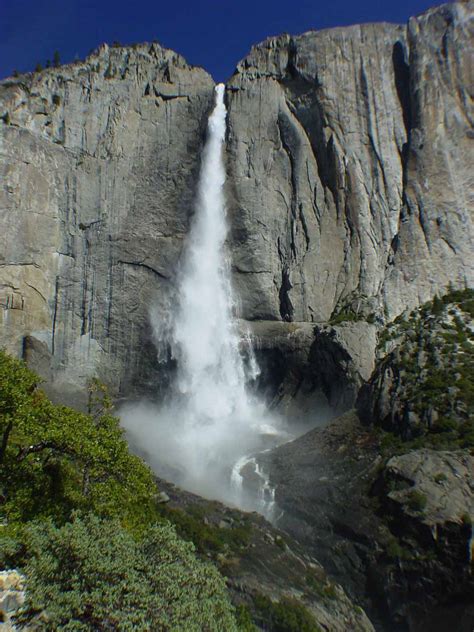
[10,514,237,631]
[0,351,326,631]
[0,351,238,630]
[361,287,474,453]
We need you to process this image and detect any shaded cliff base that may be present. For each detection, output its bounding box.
[262,411,474,632]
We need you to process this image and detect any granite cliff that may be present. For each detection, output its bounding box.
[0,2,472,406]
[1,3,473,631]
[0,43,214,403]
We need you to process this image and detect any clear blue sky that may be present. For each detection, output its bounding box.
[1,0,441,82]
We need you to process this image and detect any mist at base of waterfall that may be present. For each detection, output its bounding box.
[120,399,323,514]
[120,399,283,510]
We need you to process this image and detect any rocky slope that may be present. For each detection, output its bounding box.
[358,287,474,442]
[154,478,375,632]
[0,2,473,405]
[261,412,474,632]
[258,290,474,630]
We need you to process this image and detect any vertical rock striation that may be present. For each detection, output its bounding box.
[0,3,472,401]
[226,1,473,326]
[0,44,214,401]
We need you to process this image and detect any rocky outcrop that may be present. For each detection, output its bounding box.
[374,449,474,631]
[357,288,474,443]
[0,571,25,630]
[243,319,377,419]
[261,412,474,631]
[0,3,473,406]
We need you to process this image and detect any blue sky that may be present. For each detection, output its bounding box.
[1,0,440,81]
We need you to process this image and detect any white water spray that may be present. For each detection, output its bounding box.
[122,85,283,512]
[173,83,252,431]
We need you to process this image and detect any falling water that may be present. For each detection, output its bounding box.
[173,83,252,433]
[122,84,283,513]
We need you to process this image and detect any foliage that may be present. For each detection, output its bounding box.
[157,503,253,556]
[374,288,474,452]
[431,294,444,316]
[305,572,337,601]
[384,537,413,561]
[14,513,238,631]
[252,594,321,632]
[406,490,427,513]
[235,604,258,631]
[0,352,244,630]
[329,308,360,325]
[0,351,158,531]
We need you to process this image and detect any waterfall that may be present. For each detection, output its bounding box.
[172,83,251,430]
[122,84,283,512]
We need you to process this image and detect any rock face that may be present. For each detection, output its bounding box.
[262,412,474,631]
[226,2,473,326]
[0,3,473,402]
[376,449,474,631]
[0,43,214,403]
[243,319,377,420]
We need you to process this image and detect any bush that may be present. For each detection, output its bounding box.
[253,593,321,632]
[235,604,258,631]
[14,513,238,631]
[329,308,359,325]
[431,295,444,316]
[406,490,427,513]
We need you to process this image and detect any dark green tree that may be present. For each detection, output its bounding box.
[0,351,157,528]
[431,294,443,316]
